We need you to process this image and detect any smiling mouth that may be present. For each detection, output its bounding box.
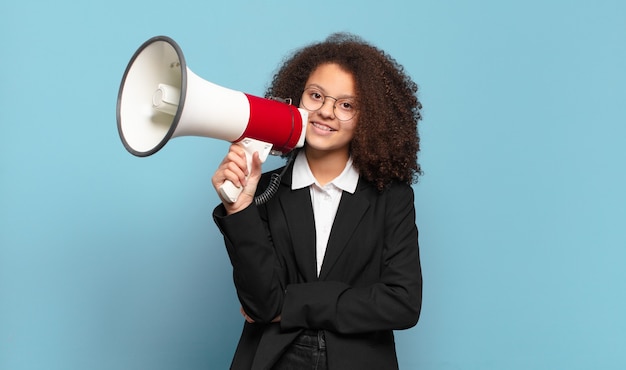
[311,122,336,132]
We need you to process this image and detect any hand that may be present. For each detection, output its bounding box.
[240,306,281,323]
[240,306,255,323]
[211,143,263,214]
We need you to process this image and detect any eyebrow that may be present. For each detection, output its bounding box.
[304,84,357,99]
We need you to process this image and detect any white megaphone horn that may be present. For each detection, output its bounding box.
[116,36,307,203]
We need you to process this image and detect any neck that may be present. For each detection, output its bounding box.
[304,147,350,186]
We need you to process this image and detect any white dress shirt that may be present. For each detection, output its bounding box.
[291,151,360,276]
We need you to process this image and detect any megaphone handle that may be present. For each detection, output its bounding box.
[218,138,272,203]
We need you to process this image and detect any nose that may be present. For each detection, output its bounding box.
[318,97,337,119]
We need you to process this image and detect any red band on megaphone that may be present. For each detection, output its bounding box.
[237,94,304,154]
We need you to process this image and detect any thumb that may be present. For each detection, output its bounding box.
[238,151,263,200]
[248,151,263,180]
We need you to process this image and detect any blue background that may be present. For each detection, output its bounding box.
[1,1,625,369]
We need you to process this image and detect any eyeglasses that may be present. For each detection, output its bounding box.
[300,87,358,121]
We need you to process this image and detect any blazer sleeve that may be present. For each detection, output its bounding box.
[213,204,285,323]
[280,184,422,334]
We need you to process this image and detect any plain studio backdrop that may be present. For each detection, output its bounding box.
[1,1,625,369]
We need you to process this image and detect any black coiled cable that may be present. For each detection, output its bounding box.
[254,173,281,205]
[253,153,295,205]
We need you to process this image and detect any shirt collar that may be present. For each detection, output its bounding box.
[291,151,359,194]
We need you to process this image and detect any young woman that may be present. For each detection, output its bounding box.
[212,32,423,370]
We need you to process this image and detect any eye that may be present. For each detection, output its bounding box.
[337,100,355,111]
[309,90,324,101]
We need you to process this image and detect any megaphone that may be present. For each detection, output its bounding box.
[116,36,307,203]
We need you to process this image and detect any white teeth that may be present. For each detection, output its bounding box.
[312,122,334,131]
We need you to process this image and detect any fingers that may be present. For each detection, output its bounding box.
[212,144,264,212]
[240,306,255,323]
[239,306,280,324]
[212,145,248,189]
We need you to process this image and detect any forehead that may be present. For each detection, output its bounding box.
[306,63,356,96]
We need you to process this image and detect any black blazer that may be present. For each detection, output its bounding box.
[214,163,422,370]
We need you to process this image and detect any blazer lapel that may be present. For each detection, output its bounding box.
[278,169,318,282]
[319,180,371,280]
